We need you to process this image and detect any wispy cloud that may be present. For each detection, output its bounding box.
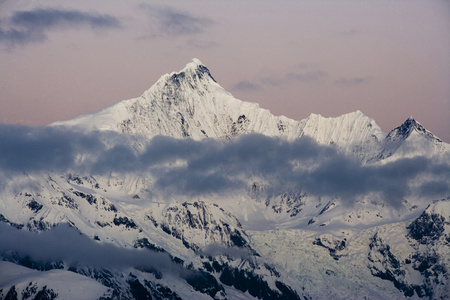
[237,63,370,91]
[139,4,214,37]
[286,70,328,83]
[236,67,328,91]
[259,75,285,87]
[335,76,372,86]
[0,8,121,47]
[232,80,261,91]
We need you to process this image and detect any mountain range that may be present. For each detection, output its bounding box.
[1,59,449,300]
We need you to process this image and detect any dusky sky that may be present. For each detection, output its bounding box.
[1,0,449,141]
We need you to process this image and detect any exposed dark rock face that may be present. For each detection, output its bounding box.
[73,191,97,205]
[26,219,53,231]
[184,270,225,300]
[196,64,217,83]
[271,191,307,217]
[56,193,78,210]
[219,266,301,300]
[134,237,166,253]
[27,199,43,213]
[2,284,58,300]
[4,285,17,300]
[33,286,58,300]
[230,114,251,137]
[407,210,447,245]
[22,283,39,299]
[313,236,347,261]
[113,216,137,229]
[127,275,152,300]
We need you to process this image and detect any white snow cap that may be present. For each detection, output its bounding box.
[186,58,204,68]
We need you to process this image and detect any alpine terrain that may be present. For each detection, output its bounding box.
[1,59,449,300]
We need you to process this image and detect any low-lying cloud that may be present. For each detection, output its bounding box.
[0,124,102,172]
[0,124,449,207]
[0,222,175,271]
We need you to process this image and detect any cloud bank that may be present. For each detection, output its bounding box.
[0,124,102,172]
[0,124,448,207]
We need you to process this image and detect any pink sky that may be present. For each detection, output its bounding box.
[1,0,449,141]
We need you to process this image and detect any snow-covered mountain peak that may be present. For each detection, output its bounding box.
[51,59,225,136]
[164,57,217,85]
[376,116,449,161]
[186,58,204,68]
[387,117,441,142]
[397,117,420,136]
[142,58,218,99]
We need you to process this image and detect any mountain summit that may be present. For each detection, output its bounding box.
[377,117,448,160]
[386,117,442,142]
[183,58,217,83]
